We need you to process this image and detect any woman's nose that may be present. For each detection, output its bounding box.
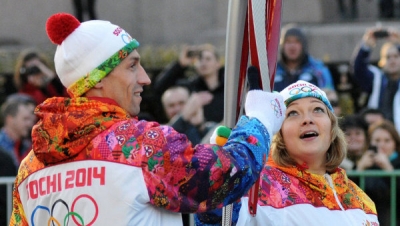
[301,113,314,125]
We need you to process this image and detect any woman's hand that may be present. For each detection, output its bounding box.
[362,28,379,48]
[29,58,55,82]
[356,150,375,171]
[374,151,394,171]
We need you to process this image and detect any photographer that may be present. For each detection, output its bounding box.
[153,44,224,124]
[350,27,400,133]
[13,49,68,105]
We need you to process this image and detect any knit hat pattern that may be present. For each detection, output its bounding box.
[280,80,333,112]
[46,13,139,97]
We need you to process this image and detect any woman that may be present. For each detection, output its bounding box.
[339,114,369,171]
[14,49,68,105]
[196,80,378,226]
[356,120,400,226]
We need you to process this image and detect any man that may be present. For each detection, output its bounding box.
[9,13,286,225]
[0,93,37,168]
[274,24,335,92]
[161,86,191,120]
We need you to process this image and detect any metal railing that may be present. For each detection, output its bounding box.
[347,170,400,226]
[0,176,15,225]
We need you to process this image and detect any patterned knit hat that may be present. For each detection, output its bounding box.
[280,80,333,112]
[46,13,139,97]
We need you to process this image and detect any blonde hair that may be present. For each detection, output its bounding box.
[198,43,220,61]
[271,108,347,172]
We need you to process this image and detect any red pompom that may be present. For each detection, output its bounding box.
[46,13,80,45]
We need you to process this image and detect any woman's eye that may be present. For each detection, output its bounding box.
[287,110,298,117]
[314,107,325,113]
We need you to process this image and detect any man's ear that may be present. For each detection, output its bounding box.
[4,114,14,125]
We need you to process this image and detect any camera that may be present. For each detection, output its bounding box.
[373,30,389,38]
[186,49,200,58]
[368,145,378,153]
[20,66,41,76]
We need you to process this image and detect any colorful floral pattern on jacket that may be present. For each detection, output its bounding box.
[10,97,271,225]
[195,158,377,225]
[260,158,377,213]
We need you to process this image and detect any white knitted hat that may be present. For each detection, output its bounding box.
[46,13,139,97]
[280,80,333,112]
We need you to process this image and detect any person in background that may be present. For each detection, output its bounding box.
[339,114,369,171]
[196,80,378,226]
[13,49,68,105]
[0,93,37,168]
[161,86,191,120]
[350,27,400,133]
[323,88,342,117]
[0,147,17,226]
[161,85,214,145]
[9,13,286,226]
[359,107,385,126]
[154,44,224,124]
[273,24,335,92]
[356,120,400,226]
[335,63,363,115]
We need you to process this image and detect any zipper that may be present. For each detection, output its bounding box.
[324,174,345,211]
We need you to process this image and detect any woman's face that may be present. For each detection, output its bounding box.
[370,128,396,157]
[281,97,332,169]
[345,127,367,156]
[195,50,220,78]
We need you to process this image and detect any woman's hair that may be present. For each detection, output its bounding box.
[339,114,369,151]
[198,43,220,62]
[368,120,400,153]
[13,49,52,89]
[271,106,347,173]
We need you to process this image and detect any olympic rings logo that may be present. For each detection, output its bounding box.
[31,194,98,226]
[270,99,282,117]
[288,86,316,96]
[121,32,133,44]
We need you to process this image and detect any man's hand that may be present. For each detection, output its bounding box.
[245,66,286,137]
